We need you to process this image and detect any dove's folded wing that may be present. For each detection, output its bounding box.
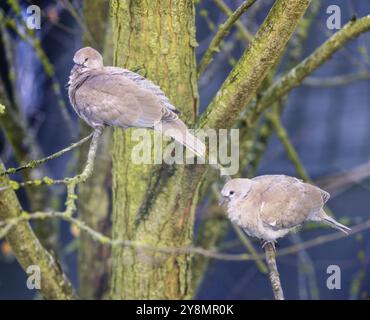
[104,67,180,115]
[75,71,165,128]
[255,176,321,230]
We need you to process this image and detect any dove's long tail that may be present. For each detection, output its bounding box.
[320,212,351,234]
[155,120,206,158]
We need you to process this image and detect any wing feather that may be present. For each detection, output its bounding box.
[254,176,323,230]
[74,70,167,128]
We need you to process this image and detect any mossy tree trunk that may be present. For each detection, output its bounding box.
[110,0,202,299]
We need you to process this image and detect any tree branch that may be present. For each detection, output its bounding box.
[0,160,75,299]
[0,132,93,176]
[1,206,369,263]
[0,126,103,299]
[264,242,284,300]
[197,0,256,76]
[268,109,310,180]
[231,223,268,274]
[241,0,320,172]
[257,15,370,116]
[198,0,311,130]
[303,71,370,87]
[213,0,254,42]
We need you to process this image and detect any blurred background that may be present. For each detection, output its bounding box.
[0,0,369,299]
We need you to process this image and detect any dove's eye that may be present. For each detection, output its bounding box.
[84,58,89,62]
[229,191,235,197]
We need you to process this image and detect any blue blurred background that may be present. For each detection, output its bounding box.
[0,0,369,299]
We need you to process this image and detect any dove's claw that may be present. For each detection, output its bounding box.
[261,239,277,251]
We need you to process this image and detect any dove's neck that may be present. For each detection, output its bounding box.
[68,65,88,85]
[68,66,96,109]
[68,65,104,86]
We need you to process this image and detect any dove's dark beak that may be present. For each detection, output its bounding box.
[219,196,228,206]
[71,63,86,73]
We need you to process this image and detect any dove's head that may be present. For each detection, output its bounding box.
[220,178,252,206]
[73,47,103,70]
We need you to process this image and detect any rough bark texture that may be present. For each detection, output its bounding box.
[110,0,201,299]
[0,161,74,300]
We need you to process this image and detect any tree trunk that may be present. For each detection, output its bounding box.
[109,0,202,299]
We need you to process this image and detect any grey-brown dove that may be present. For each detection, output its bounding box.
[220,175,350,243]
[68,47,205,157]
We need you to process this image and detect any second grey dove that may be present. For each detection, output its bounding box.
[220,175,350,242]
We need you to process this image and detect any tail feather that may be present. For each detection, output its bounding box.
[321,215,351,234]
[155,120,206,158]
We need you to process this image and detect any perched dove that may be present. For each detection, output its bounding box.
[220,175,350,243]
[68,47,205,157]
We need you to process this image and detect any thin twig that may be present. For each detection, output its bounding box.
[0,132,93,176]
[264,242,284,300]
[268,111,310,180]
[1,206,369,263]
[0,127,102,299]
[0,129,100,193]
[0,160,75,299]
[290,233,319,299]
[197,0,256,76]
[231,223,268,274]
[62,128,103,215]
[213,0,254,42]
[317,160,370,197]
[303,71,370,87]
[0,210,253,261]
[256,15,370,117]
